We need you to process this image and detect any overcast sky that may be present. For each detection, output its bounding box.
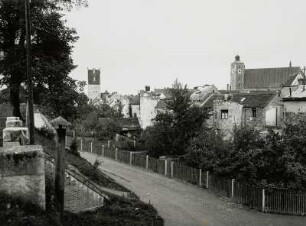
[65,0,306,95]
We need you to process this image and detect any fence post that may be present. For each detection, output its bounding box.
[171,161,174,177]
[164,160,167,176]
[133,139,136,148]
[146,155,149,170]
[90,142,93,153]
[130,152,133,165]
[206,171,209,189]
[115,148,118,161]
[108,140,110,148]
[102,145,105,156]
[80,139,83,151]
[262,188,265,212]
[199,169,202,187]
[231,179,235,198]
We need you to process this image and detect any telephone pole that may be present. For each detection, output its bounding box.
[25,0,35,144]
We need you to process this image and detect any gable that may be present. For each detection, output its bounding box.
[244,67,301,89]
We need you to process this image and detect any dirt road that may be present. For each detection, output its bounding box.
[81,152,305,226]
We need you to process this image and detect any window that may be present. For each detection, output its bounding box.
[252,108,257,118]
[221,110,228,119]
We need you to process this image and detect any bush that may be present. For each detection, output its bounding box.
[69,139,80,156]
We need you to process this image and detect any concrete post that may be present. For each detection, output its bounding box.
[164,160,167,176]
[115,148,118,161]
[146,155,149,169]
[102,145,105,156]
[90,142,93,153]
[80,139,83,151]
[262,189,265,212]
[231,179,235,198]
[72,130,75,138]
[130,152,133,165]
[206,171,209,189]
[65,135,68,147]
[108,140,110,148]
[199,169,202,187]
[171,161,174,177]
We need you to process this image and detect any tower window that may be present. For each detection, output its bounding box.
[252,108,257,118]
[238,69,242,74]
[221,110,228,119]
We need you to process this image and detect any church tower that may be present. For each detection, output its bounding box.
[88,68,101,100]
[230,55,245,90]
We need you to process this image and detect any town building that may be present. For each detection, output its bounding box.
[230,55,303,91]
[203,92,282,139]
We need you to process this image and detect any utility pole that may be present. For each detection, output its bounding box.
[25,0,35,144]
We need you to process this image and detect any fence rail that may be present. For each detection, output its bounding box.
[71,136,306,216]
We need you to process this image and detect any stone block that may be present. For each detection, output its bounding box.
[6,120,23,128]
[0,145,45,210]
[6,117,20,122]
[3,127,29,145]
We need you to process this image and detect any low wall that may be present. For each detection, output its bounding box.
[0,145,45,209]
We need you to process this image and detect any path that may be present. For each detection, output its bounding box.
[81,152,305,226]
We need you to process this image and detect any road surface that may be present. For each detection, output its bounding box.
[81,152,305,226]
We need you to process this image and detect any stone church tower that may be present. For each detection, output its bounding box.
[230,55,245,90]
[88,68,101,100]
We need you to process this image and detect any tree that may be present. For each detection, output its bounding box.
[0,0,86,119]
[143,80,209,157]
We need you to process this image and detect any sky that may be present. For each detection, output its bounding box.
[65,0,306,95]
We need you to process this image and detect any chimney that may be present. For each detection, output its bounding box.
[227,84,229,90]
[289,61,292,68]
[235,55,240,61]
[145,86,150,92]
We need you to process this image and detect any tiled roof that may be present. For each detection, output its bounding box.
[244,67,301,89]
[99,118,140,130]
[202,92,275,109]
[202,94,224,109]
[231,92,275,108]
[155,100,168,110]
[130,95,140,105]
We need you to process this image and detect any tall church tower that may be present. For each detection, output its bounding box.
[230,55,245,90]
[88,68,101,100]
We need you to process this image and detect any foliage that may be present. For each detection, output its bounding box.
[143,80,209,157]
[69,138,79,156]
[0,0,86,120]
[184,118,306,191]
[35,126,56,140]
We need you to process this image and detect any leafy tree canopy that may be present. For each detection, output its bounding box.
[143,80,209,157]
[0,0,86,120]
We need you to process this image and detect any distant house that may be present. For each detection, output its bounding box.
[129,95,140,118]
[282,77,306,118]
[203,91,281,139]
[99,117,140,138]
[138,86,171,129]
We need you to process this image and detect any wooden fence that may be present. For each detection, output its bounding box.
[68,136,306,216]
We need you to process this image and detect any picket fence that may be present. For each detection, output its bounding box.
[66,136,306,216]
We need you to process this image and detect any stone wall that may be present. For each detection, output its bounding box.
[139,94,159,129]
[0,145,45,209]
[212,100,243,139]
[45,158,105,213]
[131,105,140,118]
